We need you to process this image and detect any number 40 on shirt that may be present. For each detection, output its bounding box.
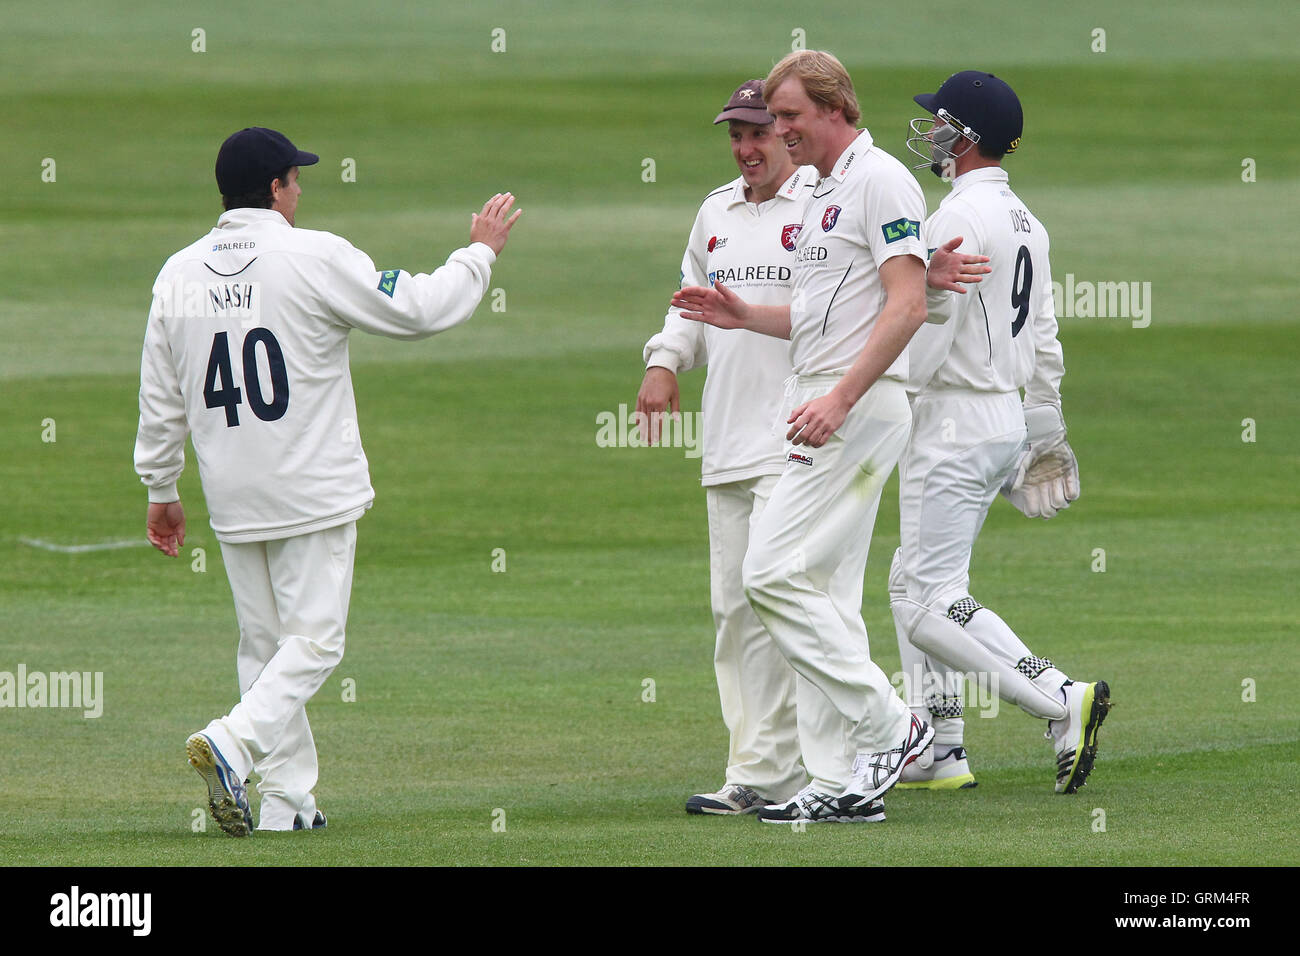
[203,328,290,427]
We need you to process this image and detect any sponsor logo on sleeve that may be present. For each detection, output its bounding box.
[707,236,728,252]
[881,218,921,243]
[377,269,400,297]
[821,205,842,232]
[781,223,802,251]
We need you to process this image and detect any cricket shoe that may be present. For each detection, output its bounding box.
[1049,680,1111,794]
[843,714,935,807]
[185,732,253,837]
[293,811,328,831]
[895,745,977,790]
[757,785,885,824]
[685,783,771,815]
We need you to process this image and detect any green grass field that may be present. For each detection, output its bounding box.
[2,1,1297,867]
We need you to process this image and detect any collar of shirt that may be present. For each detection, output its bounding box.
[216,207,292,229]
[948,165,1009,196]
[823,128,874,185]
[726,166,812,208]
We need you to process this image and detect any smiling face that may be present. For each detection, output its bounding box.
[729,120,795,202]
[766,77,843,176]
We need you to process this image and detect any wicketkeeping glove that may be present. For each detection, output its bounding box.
[1000,404,1080,519]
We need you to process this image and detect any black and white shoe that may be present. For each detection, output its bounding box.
[685,784,770,815]
[292,811,327,830]
[844,714,935,807]
[757,785,885,824]
[1051,680,1111,793]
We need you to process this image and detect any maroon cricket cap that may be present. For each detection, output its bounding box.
[713,79,774,125]
[215,127,319,196]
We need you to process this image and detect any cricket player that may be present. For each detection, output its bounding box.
[890,71,1109,795]
[638,80,823,814]
[673,51,984,822]
[135,127,520,835]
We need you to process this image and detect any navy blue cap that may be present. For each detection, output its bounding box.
[914,71,1023,154]
[215,127,319,196]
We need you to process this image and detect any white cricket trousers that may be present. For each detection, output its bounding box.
[898,390,1024,610]
[708,474,845,801]
[894,389,1065,730]
[742,375,913,793]
[205,521,356,830]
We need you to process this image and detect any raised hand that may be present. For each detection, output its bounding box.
[470,193,522,255]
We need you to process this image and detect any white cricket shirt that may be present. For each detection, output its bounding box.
[789,129,928,378]
[909,167,1064,404]
[135,207,496,542]
[643,166,817,485]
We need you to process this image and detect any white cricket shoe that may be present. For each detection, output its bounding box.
[896,745,977,790]
[1049,680,1111,794]
[757,785,885,824]
[685,783,771,815]
[186,732,253,837]
[843,714,935,806]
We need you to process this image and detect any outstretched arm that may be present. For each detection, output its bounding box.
[671,281,792,339]
[329,193,521,340]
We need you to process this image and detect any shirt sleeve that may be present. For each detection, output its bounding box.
[862,159,928,271]
[1024,235,1065,408]
[643,210,709,374]
[133,283,189,503]
[324,238,496,340]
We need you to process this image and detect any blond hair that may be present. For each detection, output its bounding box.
[763,50,861,126]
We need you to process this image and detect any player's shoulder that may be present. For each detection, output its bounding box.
[155,228,220,276]
[1008,185,1049,235]
[855,144,924,199]
[697,177,741,211]
[861,142,919,179]
[989,179,1051,243]
[279,225,356,258]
